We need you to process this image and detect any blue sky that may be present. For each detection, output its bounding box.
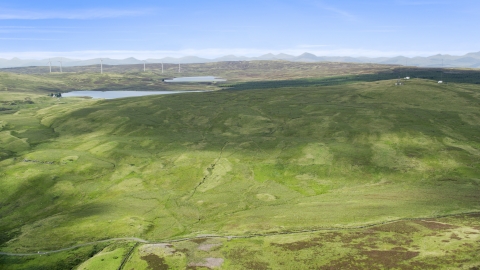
[0,0,479,59]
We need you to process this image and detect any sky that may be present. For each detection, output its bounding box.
[0,0,479,59]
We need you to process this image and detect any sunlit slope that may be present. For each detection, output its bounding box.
[1,79,480,252]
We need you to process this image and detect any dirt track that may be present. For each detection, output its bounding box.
[1,210,479,257]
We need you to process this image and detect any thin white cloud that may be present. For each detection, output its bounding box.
[311,1,357,21]
[0,48,472,60]
[0,8,151,20]
[322,6,355,20]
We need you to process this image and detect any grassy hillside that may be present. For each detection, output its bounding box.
[1,71,480,268]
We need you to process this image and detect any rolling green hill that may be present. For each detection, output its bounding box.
[1,68,480,269]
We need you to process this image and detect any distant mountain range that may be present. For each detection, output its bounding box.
[2,52,480,69]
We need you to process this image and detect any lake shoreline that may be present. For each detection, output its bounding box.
[62,90,206,99]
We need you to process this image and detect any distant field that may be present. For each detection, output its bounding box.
[1,61,401,94]
[1,63,480,269]
[3,61,480,93]
[0,61,395,79]
[0,70,216,93]
[227,68,480,90]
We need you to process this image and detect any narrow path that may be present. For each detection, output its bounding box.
[1,210,479,257]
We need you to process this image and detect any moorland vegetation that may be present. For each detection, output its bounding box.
[1,62,480,269]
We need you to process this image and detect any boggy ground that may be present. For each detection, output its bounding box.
[164,213,480,269]
[3,213,480,269]
[1,69,480,268]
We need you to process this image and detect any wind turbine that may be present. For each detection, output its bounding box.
[100,59,103,74]
[48,60,52,73]
[161,62,164,73]
[143,60,146,72]
[405,59,408,78]
[441,58,444,82]
[178,63,181,73]
[58,61,62,73]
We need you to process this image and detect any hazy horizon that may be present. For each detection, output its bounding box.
[2,50,480,61]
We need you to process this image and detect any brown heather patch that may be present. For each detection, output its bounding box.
[316,231,376,245]
[322,257,362,270]
[450,233,462,240]
[372,221,420,234]
[334,231,379,249]
[271,237,322,251]
[339,232,371,243]
[381,235,414,246]
[391,246,408,251]
[224,247,270,269]
[225,247,258,262]
[415,220,459,230]
[351,236,379,249]
[141,254,169,270]
[409,261,439,269]
[324,249,420,270]
[225,246,255,259]
[243,260,270,270]
[190,238,208,244]
[361,249,420,268]
[314,231,343,242]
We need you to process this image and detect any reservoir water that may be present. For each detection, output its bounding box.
[163,76,226,83]
[62,90,203,99]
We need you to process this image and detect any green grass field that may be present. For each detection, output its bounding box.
[1,63,480,269]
